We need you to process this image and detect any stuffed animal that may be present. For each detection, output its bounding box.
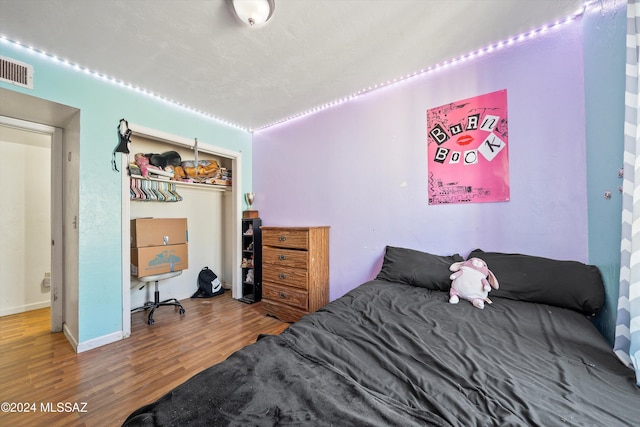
[133,153,176,178]
[134,153,153,177]
[449,257,499,309]
[149,151,182,169]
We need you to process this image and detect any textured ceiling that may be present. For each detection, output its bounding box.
[0,0,584,131]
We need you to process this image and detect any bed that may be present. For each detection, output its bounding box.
[123,247,640,426]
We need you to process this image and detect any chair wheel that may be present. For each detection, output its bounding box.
[179,308,185,315]
[148,318,154,325]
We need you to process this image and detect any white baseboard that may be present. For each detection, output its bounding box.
[76,330,124,353]
[0,301,50,317]
[2,304,125,353]
[62,324,124,353]
[63,323,79,351]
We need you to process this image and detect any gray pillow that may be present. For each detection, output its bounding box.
[376,246,463,291]
[469,249,605,316]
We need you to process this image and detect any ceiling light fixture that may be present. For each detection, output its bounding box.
[227,0,275,27]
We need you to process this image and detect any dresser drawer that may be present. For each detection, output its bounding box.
[263,282,308,311]
[262,228,309,250]
[262,299,308,323]
[263,247,308,269]
[263,266,308,289]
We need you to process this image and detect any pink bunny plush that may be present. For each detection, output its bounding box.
[449,258,499,309]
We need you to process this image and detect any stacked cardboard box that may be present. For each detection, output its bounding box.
[130,218,189,278]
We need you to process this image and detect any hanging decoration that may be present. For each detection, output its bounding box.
[112,118,132,172]
[427,89,509,205]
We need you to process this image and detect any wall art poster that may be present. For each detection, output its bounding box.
[427,89,509,205]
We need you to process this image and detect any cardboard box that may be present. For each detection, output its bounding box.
[131,218,188,248]
[131,244,189,278]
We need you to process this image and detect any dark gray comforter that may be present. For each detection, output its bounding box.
[123,280,640,426]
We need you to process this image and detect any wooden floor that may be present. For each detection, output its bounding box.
[0,293,289,427]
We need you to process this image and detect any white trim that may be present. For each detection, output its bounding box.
[64,323,124,353]
[0,301,50,317]
[63,323,79,351]
[51,127,63,332]
[76,331,124,353]
[128,123,241,159]
[0,115,55,134]
[231,151,242,299]
[121,152,131,338]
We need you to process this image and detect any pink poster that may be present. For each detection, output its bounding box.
[427,89,509,205]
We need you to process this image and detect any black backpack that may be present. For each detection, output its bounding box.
[191,267,224,298]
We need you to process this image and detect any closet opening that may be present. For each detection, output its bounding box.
[120,123,242,338]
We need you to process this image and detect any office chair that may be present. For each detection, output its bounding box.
[131,270,185,325]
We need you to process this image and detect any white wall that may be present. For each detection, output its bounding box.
[0,126,51,316]
[253,16,588,301]
[130,186,228,308]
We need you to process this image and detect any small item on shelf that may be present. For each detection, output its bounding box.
[244,224,254,236]
[245,269,254,284]
[213,168,232,186]
[241,258,248,268]
[246,242,254,251]
[243,192,258,218]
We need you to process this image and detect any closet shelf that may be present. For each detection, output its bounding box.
[130,174,230,192]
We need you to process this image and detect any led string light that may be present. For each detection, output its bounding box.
[0,34,249,132]
[0,1,596,134]
[253,1,596,132]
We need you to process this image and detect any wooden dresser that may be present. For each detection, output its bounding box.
[261,226,330,322]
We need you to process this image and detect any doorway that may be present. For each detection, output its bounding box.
[0,88,80,349]
[0,117,63,332]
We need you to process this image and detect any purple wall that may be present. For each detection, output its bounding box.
[253,19,587,300]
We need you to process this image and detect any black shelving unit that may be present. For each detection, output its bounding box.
[239,217,261,304]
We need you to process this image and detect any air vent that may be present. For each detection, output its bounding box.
[0,56,33,89]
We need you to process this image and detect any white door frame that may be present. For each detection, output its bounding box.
[0,116,63,331]
[120,123,242,338]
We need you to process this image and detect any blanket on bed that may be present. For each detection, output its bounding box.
[123,280,640,426]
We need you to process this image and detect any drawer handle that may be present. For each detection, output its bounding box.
[279,292,286,299]
[278,254,287,260]
[279,273,287,280]
[279,236,287,241]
